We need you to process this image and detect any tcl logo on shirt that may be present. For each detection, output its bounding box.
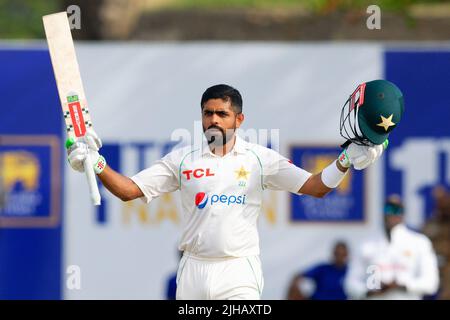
[182,168,215,180]
[195,192,246,209]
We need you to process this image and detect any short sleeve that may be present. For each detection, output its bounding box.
[261,148,311,193]
[131,151,180,203]
[404,237,439,296]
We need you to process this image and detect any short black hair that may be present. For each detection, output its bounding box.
[334,240,348,249]
[200,84,243,114]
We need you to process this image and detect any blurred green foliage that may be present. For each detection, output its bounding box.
[169,0,447,11]
[307,0,446,13]
[169,0,305,9]
[0,0,60,39]
[0,0,448,39]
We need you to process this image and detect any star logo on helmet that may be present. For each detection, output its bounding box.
[376,114,396,131]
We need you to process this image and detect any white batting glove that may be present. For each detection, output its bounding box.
[85,129,102,150]
[66,129,106,174]
[338,140,388,170]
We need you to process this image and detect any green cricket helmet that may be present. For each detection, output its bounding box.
[340,80,405,145]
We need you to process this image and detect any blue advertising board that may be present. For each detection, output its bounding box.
[0,49,63,299]
[290,146,366,222]
[384,50,450,227]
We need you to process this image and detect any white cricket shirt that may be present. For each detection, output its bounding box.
[344,224,439,299]
[131,135,311,258]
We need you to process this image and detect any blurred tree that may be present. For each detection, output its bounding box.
[0,0,449,40]
[0,0,60,39]
[61,0,105,39]
[62,0,144,40]
[0,0,144,40]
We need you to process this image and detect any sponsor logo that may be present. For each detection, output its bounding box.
[1,151,40,193]
[68,101,86,137]
[67,93,86,137]
[195,192,208,209]
[290,146,362,222]
[0,135,61,227]
[194,192,246,209]
[183,168,215,180]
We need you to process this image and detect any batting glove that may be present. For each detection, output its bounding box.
[66,129,107,174]
[338,140,388,170]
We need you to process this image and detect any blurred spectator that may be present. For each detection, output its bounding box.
[287,241,348,300]
[430,185,450,222]
[345,195,439,300]
[422,185,450,300]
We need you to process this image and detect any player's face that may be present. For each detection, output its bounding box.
[333,244,348,267]
[384,215,403,232]
[202,98,244,146]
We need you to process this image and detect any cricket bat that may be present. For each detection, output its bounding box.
[43,12,101,206]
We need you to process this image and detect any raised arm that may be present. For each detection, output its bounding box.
[66,129,180,204]
[299,141,387,197]
[298,160,348,198]
[97,166,143,202]
[66,129,143,202]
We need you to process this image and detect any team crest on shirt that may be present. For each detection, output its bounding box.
[235,165,250,187]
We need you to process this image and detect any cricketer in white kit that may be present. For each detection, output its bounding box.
[344,195,439,300]
[66,84,385,300]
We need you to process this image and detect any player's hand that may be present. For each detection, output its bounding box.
[338,140,388,170]
[83,128,102,152]
[66,129,106,174]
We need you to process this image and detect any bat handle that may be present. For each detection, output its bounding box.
[340,140,352,149]
[84,156,101,206]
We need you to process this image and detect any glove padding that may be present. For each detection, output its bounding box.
[345,143,385,170]
[66,129,102,173]
[82,128,102,151]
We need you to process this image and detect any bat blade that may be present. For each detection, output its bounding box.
[43,12,101,206]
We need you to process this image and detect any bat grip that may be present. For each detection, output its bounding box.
[340,140,352,149]
[84,156,101,206]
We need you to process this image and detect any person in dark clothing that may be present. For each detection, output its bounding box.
[287,241,349,300]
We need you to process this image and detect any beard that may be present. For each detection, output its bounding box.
[203,125,236,148]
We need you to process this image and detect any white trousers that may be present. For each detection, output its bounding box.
[176,253,264,300]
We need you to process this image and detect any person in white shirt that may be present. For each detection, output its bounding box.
[66,84,386,300]
[344,195,440,300]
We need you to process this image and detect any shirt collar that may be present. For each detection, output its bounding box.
[201,134,248,156]
[384,223,407,244]
[233,135,248,154]
[391,223,407,236]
